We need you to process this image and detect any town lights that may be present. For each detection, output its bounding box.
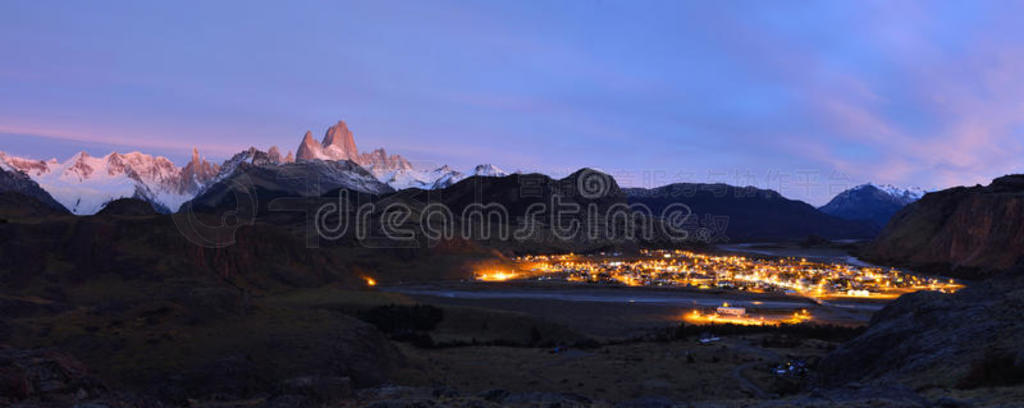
[683,303,812,326]
[510,250,963,300]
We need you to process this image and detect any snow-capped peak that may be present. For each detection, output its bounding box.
[853,183,924,204]
[0,152,13,172]
[0,150,220,215]
[471,164,508,177]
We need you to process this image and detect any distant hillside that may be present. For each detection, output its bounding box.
[819,183,922,228]
[862,174,1024,278]
[96,197,161,217]
[625,183,878,242]
[387,168,668,253]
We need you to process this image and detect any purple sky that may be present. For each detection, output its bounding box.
[2,1,1023,205]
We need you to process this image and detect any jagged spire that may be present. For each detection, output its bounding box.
[321,120,358,161]
[295,130,323,161]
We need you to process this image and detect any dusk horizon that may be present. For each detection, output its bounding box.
[5,1,1024,206]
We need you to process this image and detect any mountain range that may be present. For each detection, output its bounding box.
[0,120,509,214]
[0,149,218,214]
[625,183,878,241]
[0,119,929,244]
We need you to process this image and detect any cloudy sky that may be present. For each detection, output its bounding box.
[2,1,1022,205]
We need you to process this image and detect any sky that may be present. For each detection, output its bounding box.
[2,0,1023,205]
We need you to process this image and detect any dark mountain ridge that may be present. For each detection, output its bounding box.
[0,166,69,214]
[862,174,1024,279]
[819,183,921,228]
[624,183,878,242]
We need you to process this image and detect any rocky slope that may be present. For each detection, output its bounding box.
[819,183,923,227]
[186,151,394,214]
[0,164,68,214]
[625,183,878,242]
[862,174,1024,278]
[820,270,1024,390]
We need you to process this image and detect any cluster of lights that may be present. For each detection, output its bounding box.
[683,304,813,326]
[476,270,518,282]
[511,249,963,301]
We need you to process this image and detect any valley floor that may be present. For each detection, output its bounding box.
[3,245,1017,408]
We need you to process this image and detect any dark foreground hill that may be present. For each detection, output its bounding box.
[862,174,1024,278]
[0,193,436,402]
[96,197,162,217]
[625,183,878,242]
[820,270,1024,390]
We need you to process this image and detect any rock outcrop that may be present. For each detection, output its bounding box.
[862,174,1024,278]
[0,345,106,405]
[179,147,220,193]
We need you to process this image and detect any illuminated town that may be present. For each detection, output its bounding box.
[478,249,963,302]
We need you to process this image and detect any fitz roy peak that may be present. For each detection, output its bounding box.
[0,119,514,214]
[292,120,507,191]
[294,120,414,176]
[296,120,364,163]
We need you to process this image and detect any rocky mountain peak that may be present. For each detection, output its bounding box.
[180,148,220,194]
[295,130,324,161]
[321,120,358,161]
[472,163,508,177]
[267,146,283,163]
[357,148,413,171]
[820,182,923,227]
